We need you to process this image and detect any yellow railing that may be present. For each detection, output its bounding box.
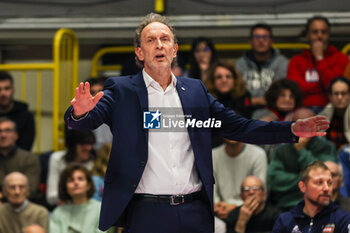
[91,43,310,77]
[0,28,79,153]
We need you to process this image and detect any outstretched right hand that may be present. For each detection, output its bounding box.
[71,82,104,118]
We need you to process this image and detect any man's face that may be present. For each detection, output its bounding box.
[299,168,332,207]
[0,121,18,150]
[307,20,329,48]
[214,66,234,94]
[325,161,343,194]
[135,22,178,74]
[3,174,29,207]
[240,176,266,203]
[329,81,350,109]
[0,80,14,108]
[250,28,272,54]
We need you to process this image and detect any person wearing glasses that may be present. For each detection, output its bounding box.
[236,23,288,107]
[324,161,350,212]
[0,117,40,199]
[225,176,280,233]
[320,77,350,151]
[188,37,217,83]
[288,16,349,111]
[213,139,267,220]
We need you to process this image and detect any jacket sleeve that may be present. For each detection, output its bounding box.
[317,52,349,89]
[204,82,298,145]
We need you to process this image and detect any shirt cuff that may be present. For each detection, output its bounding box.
[70,109,89,121]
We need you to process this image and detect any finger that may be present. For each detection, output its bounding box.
[84,82,91,95]
[315,132,327,136]
[75,85,82,99]
[71,98,76,105]
[93,91,104,105]
[311,115,327,121]
[315,119,330,125]
[317,124,330,131]
[78,82,84,94]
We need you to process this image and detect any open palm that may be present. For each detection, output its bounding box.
[71,82,104,117]
[291,116,329,138]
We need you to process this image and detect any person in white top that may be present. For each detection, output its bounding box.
[213,140,267,220]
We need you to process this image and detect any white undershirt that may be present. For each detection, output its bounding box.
[135,69,202,195]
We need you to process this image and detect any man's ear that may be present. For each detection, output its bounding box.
[135,47,144,61]
[172,43,178,58]
[298,181,306,194]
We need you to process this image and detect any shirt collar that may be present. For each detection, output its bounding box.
[142,69,177,89]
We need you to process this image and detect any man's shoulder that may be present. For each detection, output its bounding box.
[245,143,266,156]
[15,147,37,157]
[27,202,49,215]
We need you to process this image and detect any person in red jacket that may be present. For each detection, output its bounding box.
[288,16,349,109]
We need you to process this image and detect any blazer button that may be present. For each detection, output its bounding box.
[140,161,146,167]
[132,184,137,189]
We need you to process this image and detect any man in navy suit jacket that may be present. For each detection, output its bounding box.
[65,13,329,233]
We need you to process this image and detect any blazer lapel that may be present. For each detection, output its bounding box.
[131,72,149,142]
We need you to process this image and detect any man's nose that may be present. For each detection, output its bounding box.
[156,39,163,48]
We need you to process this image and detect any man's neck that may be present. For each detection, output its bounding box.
[0,102,14,114]
[225,142,244,158]
[334,107,346,117]
[253,50,271,62]
[0,146,16,157]
[303,201,324,218]
[145,67,172,91]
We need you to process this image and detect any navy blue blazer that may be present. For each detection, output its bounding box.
[65,72,297,231]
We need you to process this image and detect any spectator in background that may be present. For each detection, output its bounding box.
[267,108,337,211]
[49,164,113,233]
[0,117,40,199]
[324,161,350,212]
[46,128,96,206]
[272,161,350,233]
[320,77,350,150]
[226,176,280,233]
[236,23,288,107]
[0,172,48,233]
[206,59,252,147]
[252,79,302,122]
[0,71,35,151]
[91,143,111,202]
[206,59,252,118]
[213,139,267,220]
[288,16,349,109]
[188,37,217,83]
[86,77,113,151]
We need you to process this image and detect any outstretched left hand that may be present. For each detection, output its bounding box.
[291,115,329,138]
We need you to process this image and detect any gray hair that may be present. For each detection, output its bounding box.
[134,13,177,67]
